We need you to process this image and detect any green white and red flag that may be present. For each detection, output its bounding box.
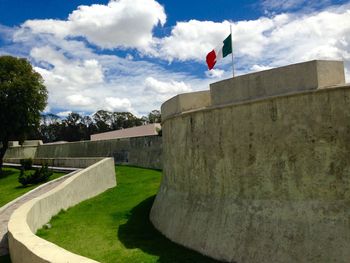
[206,34,232,70]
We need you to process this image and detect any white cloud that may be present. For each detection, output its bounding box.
[67,94,94,106]
[205,69,225,78]
[250,64,273,72]
[144,77,192,94]
[19,0,166,50]
[156,20,231,62]
[105,97,133,112]
[31,46,104,88]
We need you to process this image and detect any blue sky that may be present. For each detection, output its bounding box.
[0,0,349,116]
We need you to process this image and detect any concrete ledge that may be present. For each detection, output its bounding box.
[22,140,43,146]
[4,157,105,169]
[210,60,345,106]
[161,90,211,120]
[8,158,116,263]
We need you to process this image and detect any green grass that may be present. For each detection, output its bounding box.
[0,167,66,208]
[37,166,220,263]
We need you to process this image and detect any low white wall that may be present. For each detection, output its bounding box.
[8,158,116,263]
[4,157,105,168]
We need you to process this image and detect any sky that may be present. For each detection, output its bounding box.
[0,0,350,117]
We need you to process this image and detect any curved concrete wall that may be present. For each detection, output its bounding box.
[8,158,116,263]
[150,85,350,262]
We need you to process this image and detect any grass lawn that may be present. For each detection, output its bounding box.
[37,166,220,263]
[0,167,66,208]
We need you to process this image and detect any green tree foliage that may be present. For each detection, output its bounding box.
[148,110,161,123]
[0,56,47,173]
[18,163,53,187]
[37,109,161,143]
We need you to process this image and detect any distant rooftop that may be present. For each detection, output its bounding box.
[90,123,161,141]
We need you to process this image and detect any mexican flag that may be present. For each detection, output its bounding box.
[206,34,232,70]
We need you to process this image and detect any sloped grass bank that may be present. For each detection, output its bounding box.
[0,168,65,207]
[37,166,220,263]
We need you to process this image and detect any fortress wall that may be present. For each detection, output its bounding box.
[150,60,350,263]
[33,135,162,169]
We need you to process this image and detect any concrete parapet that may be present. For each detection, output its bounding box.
[22,140,43,146]
[210,60,345,106]
[161,90,211,120]
[8,158,116,263]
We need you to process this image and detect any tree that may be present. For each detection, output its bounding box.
[93,110,112,133]
[0,56,47,174]
[148,110,161,123]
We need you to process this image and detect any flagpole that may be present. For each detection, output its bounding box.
[230,24,235,77]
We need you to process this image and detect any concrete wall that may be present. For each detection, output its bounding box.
[35,136,162,170]
[8,158,116,263]
[151,60,350,263]
[4,146,38,160]
[5,135,162,170]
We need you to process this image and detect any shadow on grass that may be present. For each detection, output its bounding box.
[118,196,222,263]
[0,254,11,263]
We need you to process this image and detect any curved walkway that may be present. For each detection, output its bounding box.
[0,169,78,256]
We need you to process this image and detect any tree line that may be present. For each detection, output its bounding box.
[29,110,161,143]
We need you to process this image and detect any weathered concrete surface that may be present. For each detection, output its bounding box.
[210,60,345,106]
[4,146,37,160]
[5,136,163,170]
[8,158,116,263]
[161,90,211,119]
[35,136,162,170]
[151,84,350,263]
